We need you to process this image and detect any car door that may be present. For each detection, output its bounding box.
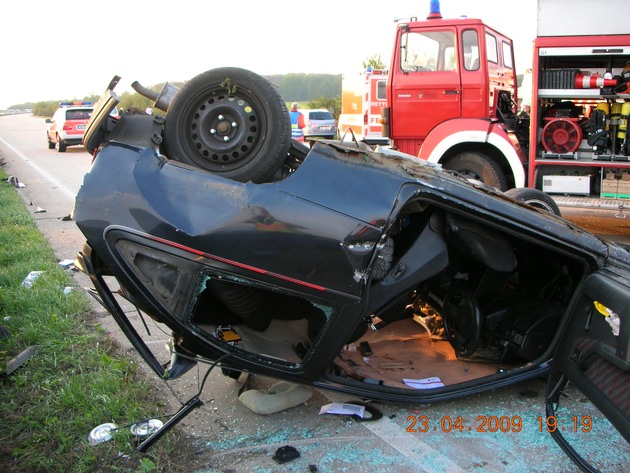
[390,25,461,140]
[545,268,630,471]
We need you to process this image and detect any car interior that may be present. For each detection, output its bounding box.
[189,197,587,390]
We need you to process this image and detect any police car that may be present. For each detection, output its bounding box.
[46,102,93,152]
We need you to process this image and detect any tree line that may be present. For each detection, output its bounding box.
[21,73,343,120]
[11,56,527,121]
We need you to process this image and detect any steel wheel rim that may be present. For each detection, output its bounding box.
[179,89,266,171]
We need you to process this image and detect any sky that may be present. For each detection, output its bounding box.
[0,0,537,109]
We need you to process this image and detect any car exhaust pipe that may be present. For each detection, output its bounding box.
[131,80,180,112]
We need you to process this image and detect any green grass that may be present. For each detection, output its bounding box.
[0,169,193,471]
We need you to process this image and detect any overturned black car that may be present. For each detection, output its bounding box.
[74,68,629,466]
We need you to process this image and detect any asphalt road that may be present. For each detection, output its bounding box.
[1,114,629,473]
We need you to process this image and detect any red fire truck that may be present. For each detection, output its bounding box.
[379,0,630,202]
[380,2,526,191]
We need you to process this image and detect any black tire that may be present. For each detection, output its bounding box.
[163,67,291,183]
[56,137,67,153]
[47,134,55,149]
[445,151,508,191]
[504,187,562,216]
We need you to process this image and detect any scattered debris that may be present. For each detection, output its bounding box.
[129,419,163,437]
[403,376,445,389]
[359,340,373,356]
[380,362,408,370]
[7,175,25,188]
[319,401,383,421]
[363,377,383,385]
[412,306,446,340]
[5,346,37,376]
[34,206,46,213]
[58,259,76,269]
[319,402,366,418]
[21,271,44,288]
[0,325,35,377]
[87,423,118,446]
[272,445,300,464]
[61,214,73,221]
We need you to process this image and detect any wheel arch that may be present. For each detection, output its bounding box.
[419,119,526,188]
[440,142,517,189]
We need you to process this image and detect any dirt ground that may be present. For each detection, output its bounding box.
[561,206,630,245]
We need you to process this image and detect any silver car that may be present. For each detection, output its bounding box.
[301,109,337,139]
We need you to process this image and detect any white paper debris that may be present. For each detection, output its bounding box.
[606,313,620,336]
[21,271,44,288]
[319,402,366,418]
[403,377,445,389]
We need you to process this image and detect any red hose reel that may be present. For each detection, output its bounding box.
[542,118,583,154]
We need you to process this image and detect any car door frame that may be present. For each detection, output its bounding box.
[545,268,630,471]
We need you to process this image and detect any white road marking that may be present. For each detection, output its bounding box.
[320,389,466,473]
[0,137,76,201]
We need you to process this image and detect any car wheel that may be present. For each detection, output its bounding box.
[47,134,55,149]
[445,151,508,191]
[163,67,291,183]
[504,187,562,216]
[56,137,67,153]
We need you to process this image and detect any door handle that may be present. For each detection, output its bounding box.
[444,89,461,95]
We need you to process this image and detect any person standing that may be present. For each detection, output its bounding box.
[518,104,530,119]
[289,102,306,142]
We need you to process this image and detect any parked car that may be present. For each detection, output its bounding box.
[74,67,629,468]
[301,108,337,139]
[46,102,93,152]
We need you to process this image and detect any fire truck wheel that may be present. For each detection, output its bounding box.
[445,151,507,191]
[504,188,562,216]
[163,67,291,183]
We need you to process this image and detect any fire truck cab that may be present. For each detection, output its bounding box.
[380,4,526,191]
